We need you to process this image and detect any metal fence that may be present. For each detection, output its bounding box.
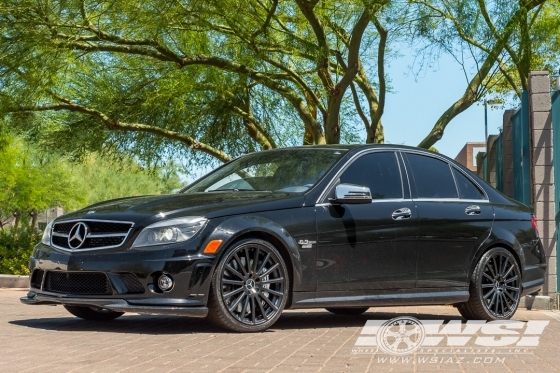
[481,91,531,206]
[552,91,560,291]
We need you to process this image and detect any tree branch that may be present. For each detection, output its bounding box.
[10,100,232,163]
[369,14,387,134]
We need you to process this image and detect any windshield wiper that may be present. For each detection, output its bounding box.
[207,188,262,192]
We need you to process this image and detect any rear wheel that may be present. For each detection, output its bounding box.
[63,305,124,321]
[459,247,521,320]
[207,239,289,332]
[326,307,369,316]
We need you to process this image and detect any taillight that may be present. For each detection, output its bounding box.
[531,216,539,236]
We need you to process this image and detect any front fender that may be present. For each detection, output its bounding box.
[200,214,305,294]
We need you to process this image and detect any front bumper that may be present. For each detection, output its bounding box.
[25,242,218,315]
[21,291,208,317]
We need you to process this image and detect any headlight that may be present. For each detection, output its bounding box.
[131,217,207,248]
[41,221,53,245]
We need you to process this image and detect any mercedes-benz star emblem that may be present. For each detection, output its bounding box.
[68,222,89,250]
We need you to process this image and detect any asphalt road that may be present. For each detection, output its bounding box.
[2,288,560,373]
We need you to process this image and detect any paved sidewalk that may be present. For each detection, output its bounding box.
[2,288,560,373]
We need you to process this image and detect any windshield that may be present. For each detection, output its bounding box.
[183,148,348,194]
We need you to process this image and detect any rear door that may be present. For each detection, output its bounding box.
[402,152,493,288]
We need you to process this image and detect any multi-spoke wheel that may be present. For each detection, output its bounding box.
[457,247,521,320]
[207,238,289,332]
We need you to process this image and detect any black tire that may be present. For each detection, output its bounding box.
[326,307,369,316]
[461,247,521,320]
[63,305,124,321]
[455,303,475,320]
[207,238,289,332]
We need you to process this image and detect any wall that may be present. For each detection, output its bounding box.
[528,71,556,296]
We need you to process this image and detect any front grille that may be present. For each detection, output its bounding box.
[52,235,70,249]
[53,222,75,233]
[44,271,112,295]
[50,220,134,251]
[119,274,144,294]
[30,269,44,289]
[53,221,132,234]
[86,236,126,247]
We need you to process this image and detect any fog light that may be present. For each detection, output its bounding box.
[158,274,174,291]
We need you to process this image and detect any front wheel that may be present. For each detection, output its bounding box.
[459,247,521,320]
[63,305,124,321]
[207,239,289,332]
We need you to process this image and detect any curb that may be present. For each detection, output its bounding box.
[0,274,29,289]
[519,295,552,310]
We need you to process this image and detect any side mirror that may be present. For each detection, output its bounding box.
[329,183,372,205]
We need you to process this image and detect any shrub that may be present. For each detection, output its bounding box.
[0,227,41,275]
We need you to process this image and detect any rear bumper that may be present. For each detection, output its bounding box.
[20,291,208,317]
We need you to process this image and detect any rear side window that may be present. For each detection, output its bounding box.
[405,153,458,199]
[452,168,486,200]
[339,152,402,199]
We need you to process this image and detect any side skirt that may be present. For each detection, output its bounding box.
[288,288,469,309]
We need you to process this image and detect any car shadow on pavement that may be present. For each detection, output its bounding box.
[9,310,463,335]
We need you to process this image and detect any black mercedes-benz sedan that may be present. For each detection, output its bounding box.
[22,145,546,332]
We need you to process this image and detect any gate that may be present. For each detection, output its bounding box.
[511,91,531,206]
[552,90,560,290]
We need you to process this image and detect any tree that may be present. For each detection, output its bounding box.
[0,133,84,228]
[405,0,559,148]
[0,0,392,167]
[1,0,559,157]
[0,132,181,229]
[71,154,182,207]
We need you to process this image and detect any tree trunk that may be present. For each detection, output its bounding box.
[30,211,38,230]
[13,211,20,229]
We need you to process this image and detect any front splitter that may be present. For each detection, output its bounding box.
[21,292,208,317]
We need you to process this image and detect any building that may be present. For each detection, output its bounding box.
[454,142,486,172]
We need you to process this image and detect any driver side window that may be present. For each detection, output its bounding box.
[338,152,403,200]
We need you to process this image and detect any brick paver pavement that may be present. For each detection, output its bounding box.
[2,288,560,373]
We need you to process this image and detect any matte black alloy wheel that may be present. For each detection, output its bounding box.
[458,247,521,320]
[480,250,521,317]
[207,239,289,332]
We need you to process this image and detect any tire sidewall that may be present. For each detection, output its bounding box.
[210,238,289,332]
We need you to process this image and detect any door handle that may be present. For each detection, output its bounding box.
[392,207,412,220]
[465,205,482,215]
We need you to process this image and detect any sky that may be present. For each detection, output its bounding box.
[381,52,507,159]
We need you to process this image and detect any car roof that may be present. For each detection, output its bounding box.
[263,143,440,154]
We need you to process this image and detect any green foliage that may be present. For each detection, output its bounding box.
[0,227,41,275]
[0,0,559,156]
[72,155,182,206]
[0,132,182,228]
[0,132,85,225]
[0,0,391,166]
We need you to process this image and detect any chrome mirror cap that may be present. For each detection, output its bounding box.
[330,183,373,205]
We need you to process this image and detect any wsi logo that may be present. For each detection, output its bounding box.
[353,316,549,355]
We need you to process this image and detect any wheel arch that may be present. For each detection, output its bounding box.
[467,230,525,281]
[208,216,302,307]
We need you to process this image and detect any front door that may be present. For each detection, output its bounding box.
[316,151,418,291]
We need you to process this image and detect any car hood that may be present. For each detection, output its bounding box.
[58,192,306,225]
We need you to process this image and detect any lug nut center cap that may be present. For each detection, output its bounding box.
[245,279,256,291]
